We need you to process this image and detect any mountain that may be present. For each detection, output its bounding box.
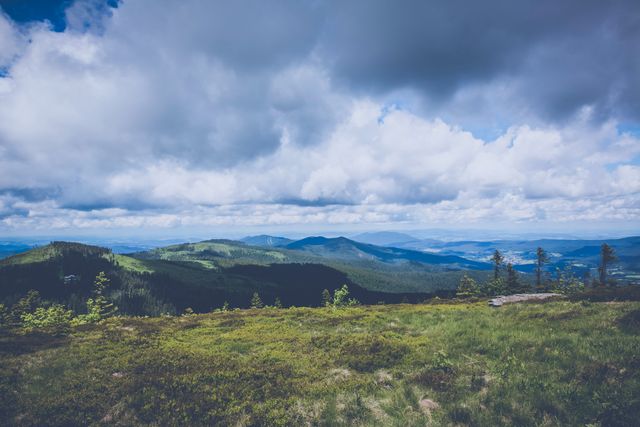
[285,236,490,269]
[0,240,464,316]
[351,231,421,246]
[240,235,293,247]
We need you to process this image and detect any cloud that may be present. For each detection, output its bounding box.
[321,0,640,124]
[0,0,638,232]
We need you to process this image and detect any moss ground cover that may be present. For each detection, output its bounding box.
[1,300,639,426]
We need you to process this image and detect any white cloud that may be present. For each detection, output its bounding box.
[0,0,638,232]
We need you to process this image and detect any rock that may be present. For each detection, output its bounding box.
[112,372,125,378]
[489,293,563,307]
[419,398,440,413]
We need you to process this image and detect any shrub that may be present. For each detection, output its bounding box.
[332,285,359,308]
[21,304,74,334]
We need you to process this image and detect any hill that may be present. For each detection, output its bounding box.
[240,235,293,247]
[1,299,639,426]
[351,231,421,246]
[134,238,493,293]
[1,241,471,316]
[285,236,490,269]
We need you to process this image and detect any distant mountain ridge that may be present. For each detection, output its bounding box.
[240,235,293,247]
[350,231,422,246]
[284,236,490,269]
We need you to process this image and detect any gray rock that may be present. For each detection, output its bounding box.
[489,293,562,307]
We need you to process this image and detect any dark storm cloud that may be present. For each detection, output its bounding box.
[319,0,640,122]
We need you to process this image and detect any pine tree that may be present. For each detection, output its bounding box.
[456,274,480,298]
[535,247,549,291]
[87,271,117,320]
[598,243,617,286]
[506,263,519,294]
[250,292,264,309]
[492,250,504,280]
[484,277,506,297]
[321,288,332,307]
[9,290,41,326]
[274,297,283,309]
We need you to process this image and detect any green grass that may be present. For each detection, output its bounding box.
[1,300,639,426]
[113,254,155,273]
[0,245,59,266]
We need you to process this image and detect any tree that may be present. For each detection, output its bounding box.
[89,272,117,319]
[0,304,7,327]
[8,290,42,326]
[483,277,506,297]
[75,272,117,324]
[94,271,111,294]
[505,263,520,294]
[535,247,549,291]
[332,285,359,307]
[551,266,585,295]
[321,288,332,307]
[273,297,283,309]
[250,292,264,309]
[456,274,480,298]
[491,250,504,280]
[598,243,617,286]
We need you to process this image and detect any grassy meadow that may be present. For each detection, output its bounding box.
[1,298,639,426]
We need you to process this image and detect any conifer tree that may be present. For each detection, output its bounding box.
[87,271,117,320]
[535,247,549,291]
[598,243,617,286]
[321,288,332,307]
[457,274,480,297]
[506,263,520,294]
[491,249,504,280]
[250,292,264,309]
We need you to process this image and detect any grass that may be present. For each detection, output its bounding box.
[1,299,639,426]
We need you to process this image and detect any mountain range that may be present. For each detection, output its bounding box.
[0,233,638,317]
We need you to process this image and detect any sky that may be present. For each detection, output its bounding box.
[0,0,639,238]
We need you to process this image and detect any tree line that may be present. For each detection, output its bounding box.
[457,243,618,297]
